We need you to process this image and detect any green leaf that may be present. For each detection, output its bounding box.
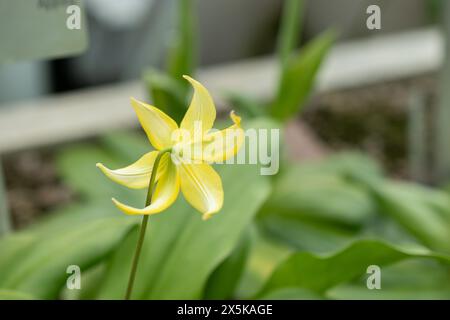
[257,152,385,253]
[101,131,151,163]
[203,229,251,299]
[60,263,107,300]
[0,203,137,299]
[260,288,322,300]
[56,144,126,199]
[0,289,35,300]
[92,227,139,299]
[308,152,383,185]
[271,30,335,121]
[0,234,36,285]
[56,139,147,205]
[167,0,197,80]
[256,239,450,297]
[23,201,122,238]
[96,163,271,299]
[277,0,304,68]
[262,169,375,228]
[143,0,197,122]
[143,69,187,123]
[330,285,450,300]
[373,181,450,253]
[259,215,356,254]
[328,259,450,299]
[142,0,197,123]
[236,226,292,299]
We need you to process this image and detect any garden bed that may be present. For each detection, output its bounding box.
[3,150,74,229]
[304,74,437,179]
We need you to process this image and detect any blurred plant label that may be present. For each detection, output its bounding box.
[366,5,381,30]
[366,265,381,289]
[66,264,81,290]
[0,0,88,64]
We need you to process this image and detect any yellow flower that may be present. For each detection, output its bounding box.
[96,76,244,220]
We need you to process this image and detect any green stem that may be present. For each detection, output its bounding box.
[125,149,169,300]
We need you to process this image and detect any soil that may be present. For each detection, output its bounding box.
[2,151,75,229]
[303,75,437,179]
[1,75,438,229]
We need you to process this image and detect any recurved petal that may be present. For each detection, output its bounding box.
[178,162,223,220]
[96,151,168,189]
[198,111,244,163]
[130,97,178,150]
[180,75,216,139]
[112,159,180,215]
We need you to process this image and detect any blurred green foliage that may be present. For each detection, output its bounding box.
[226,0,335,121]
[270,30,334,120]
[427,0,445,22]
[0,0,449,300]
[257,240,450,298]
[0,132,449,299]
[270,0,334,120]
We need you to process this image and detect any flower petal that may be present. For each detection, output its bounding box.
[180,75,216,140]
[197,111,244,163]
[96,151,168,189]
[178,162,223,220]
[130,97,178,150]
[112,159,180,215]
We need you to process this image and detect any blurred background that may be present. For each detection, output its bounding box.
[0,0,446,221]
[0,0,440,100]
[0,0,450,300]
[2,0,445,226]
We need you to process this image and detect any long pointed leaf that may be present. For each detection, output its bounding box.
[257,240,450,297]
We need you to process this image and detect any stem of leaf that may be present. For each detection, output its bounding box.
[125,149,170,300]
